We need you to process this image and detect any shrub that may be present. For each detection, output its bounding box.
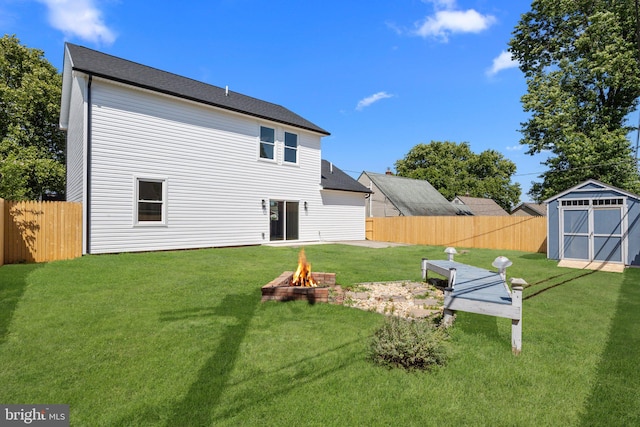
[369,316,450,371]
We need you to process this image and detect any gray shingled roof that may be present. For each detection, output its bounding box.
[511,202,546,216]
[363,172,461,216]
[65,43,330,136]
[321,160,371,193]
[453,196,509,216]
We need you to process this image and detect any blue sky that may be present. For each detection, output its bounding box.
[2,0,554,202]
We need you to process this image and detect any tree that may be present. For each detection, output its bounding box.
[0,35,65,200]
[394,141,521,211]
[509,0,640,201]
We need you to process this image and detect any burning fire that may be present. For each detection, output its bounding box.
[291,249,317,287]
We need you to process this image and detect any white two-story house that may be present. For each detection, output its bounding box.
[60,43,370,254]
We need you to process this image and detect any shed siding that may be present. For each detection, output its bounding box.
[87,80,328,254]
[547,200,560,259]
[628,198,640,266]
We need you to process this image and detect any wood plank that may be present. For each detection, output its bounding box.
[423,257,525,355]
[370,216,547,253]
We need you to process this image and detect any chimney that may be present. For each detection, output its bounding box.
[385,167,393,175]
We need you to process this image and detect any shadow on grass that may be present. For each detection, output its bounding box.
[524,271,596,300]
[110,291,260,427]
[578,269,640,426]
[162,292,259,427]
[0,264,42,345]
[455,312,500,342]
[209,338,361,424]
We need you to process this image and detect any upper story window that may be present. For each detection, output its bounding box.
[136,178,166,224]
[260,126,275,160]
[284,132,298,163]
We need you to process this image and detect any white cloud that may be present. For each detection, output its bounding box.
[411,1,495,41]
[356,92,394,111]
[487,50,519,76]
[415,9,496,41]
[37,0,116,45]
[506,145,524,151]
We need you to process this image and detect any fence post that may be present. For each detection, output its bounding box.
[510,278,526,356]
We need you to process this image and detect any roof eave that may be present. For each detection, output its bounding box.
[321,186,372,194]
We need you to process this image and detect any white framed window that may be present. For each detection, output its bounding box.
[135,177,167,225]
[284,132,298,164]
[259,126,275,160]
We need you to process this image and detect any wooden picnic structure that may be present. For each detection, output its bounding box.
[421,249,525,355]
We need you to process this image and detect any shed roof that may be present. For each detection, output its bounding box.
[361,172,461,216]
[321,161,371,193]
[64,43,330,136]
[452,196,509,216]
[544,179,640,203]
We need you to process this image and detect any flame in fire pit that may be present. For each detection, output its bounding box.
[291,249,317,287]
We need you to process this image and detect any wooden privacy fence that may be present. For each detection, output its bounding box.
[3,200,83,264]
[366,216,547,253]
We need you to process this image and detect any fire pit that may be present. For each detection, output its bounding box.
[261,249,336,303]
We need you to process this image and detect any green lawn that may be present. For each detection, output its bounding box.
[1,244,638,426]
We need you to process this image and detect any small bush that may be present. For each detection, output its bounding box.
[369,316,450,371]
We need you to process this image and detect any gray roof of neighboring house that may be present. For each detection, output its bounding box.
[511,202,546,216]
[64,43,330,136]
[321,160,372,193]
[453,195,509,216]
[362,172,461,216]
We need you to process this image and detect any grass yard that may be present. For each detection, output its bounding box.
[1,244,639,426]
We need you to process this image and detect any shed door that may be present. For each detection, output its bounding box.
[592,208,622,262]
[562,209,590,260]
[561,207,623,263]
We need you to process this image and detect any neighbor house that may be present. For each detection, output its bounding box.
[60,43,370,254]
[511,202,546,217]
[451,195,509,216]
[545,179,640,267]
[357,172,462,217]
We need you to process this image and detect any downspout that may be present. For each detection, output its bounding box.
[86,75,92,254]
[368,182,373,217]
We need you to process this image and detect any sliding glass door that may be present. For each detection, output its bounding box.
[269,200,299,241]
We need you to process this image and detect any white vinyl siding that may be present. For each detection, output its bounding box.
[65,75,86,203]
[316,190,367,241]
[86,79,340,253]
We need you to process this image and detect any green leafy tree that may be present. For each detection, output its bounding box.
[0,35,65,200]
[394,141,521,212]
[509,0,640,201]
